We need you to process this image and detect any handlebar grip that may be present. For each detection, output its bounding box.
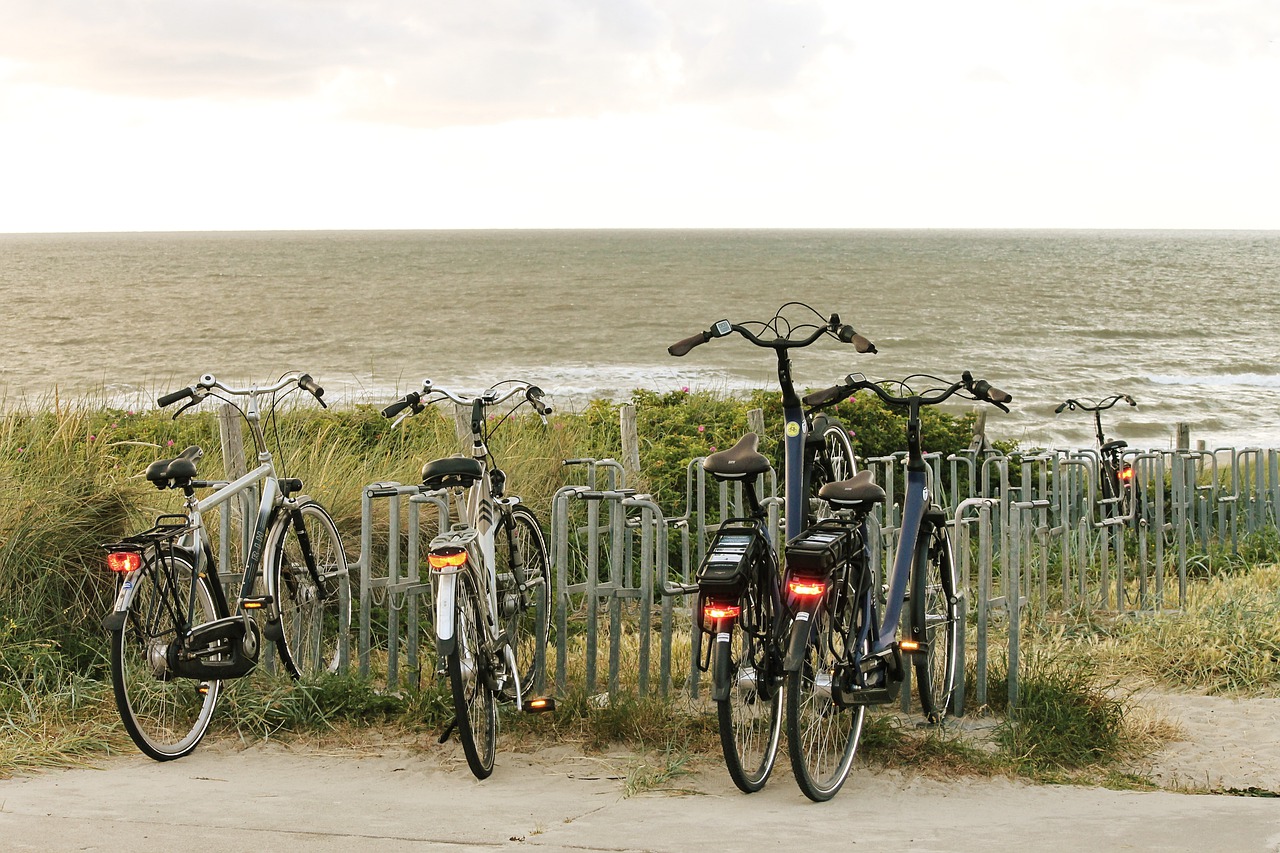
[157,387,195,408]
[526,386,553,416]
[987,386,1012,405]
[836,325,878,354]
[668,331,710,357]
[298,373,327,408]
[381,391,421,419]
[802,383,852,408]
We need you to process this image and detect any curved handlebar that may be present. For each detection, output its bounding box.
[157,371,327,411]
[811,371,1013,413]
[380,379,552,420]
[1055,394,1137,414]
[667,305,876,358]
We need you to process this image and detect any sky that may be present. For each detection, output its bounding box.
[1,0,1277,232]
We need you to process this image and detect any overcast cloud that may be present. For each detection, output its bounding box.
[0,0,1276,230]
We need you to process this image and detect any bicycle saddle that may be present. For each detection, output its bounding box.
[1100,439,1128,453]
[422,456,484,490]
[703,433,771,480]
[145,445,203,489]
[818,470,886,508]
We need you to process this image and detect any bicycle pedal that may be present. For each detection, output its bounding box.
[524,696,556,714]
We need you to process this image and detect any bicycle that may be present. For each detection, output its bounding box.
[102,372,351,761]
[667,303,875,795]
[1055,394,1138,520]
[381,378,554,779]
[783,370,1010,800]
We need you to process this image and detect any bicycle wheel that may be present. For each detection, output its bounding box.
[911,525,960,723]
[270,500,351,679]
[714,589,783,793]
[448,571,498,779]
[807,418,857,525]
[110,554,222,761]
[785,574,864,802]
[494,505,550,700]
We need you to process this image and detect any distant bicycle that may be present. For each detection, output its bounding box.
[668,303,875,795]
[1055,394,1137,520]
[103,372,351,761]
[381,378,554,779]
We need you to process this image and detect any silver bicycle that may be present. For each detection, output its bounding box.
[103,372,352,760]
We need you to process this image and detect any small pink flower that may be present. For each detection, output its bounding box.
[127,410,135,416]
[709,446,717,452]
[88,434,96,442]
[166,439,175,447]
[681,386,690,393]
[16,447,24,453]
[697,425,705,433]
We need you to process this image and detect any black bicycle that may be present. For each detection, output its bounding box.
[1055,394,1137,520]
[669,303,875,794]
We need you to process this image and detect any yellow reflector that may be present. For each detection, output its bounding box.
[243,600,264,609]
[428,548,468,571]
[107,552,142,574]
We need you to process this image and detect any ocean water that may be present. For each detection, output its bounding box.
[2,229,1278,450]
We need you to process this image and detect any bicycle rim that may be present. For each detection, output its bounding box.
[715,614,782,793]
[912,528,959,723]
[785,591,863,801]
[448,572,498,779]
[271,501,351,679]
[808,420,857,526]
[111,555,221,761]
[494,506,550,700]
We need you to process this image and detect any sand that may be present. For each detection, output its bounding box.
[1,690,1277,852]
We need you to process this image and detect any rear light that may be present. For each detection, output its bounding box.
[107,552,142,574]
[428,548,468,572]
[703,603,741,621]
[788,579,826,597]
[1119,467,1134,482]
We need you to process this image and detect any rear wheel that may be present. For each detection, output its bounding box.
[807,419,857,526]
[448,572,497,779]
[494,506,550,700]
[785,574,863,802]
[911,526,959,723]
[713,584,782,793]
[111,555,221,761]
[270,500,351,679]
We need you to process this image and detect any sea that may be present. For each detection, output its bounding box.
[2,229,1278,451]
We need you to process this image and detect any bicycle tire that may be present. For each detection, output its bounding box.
[785,572,863,802]
[270,500,352,679]
[494,505,550,700]
[110,553,222,761]
[448,570,498,779]
[714,596,783,793]
[911,525,960,723]
[807,419,857,526]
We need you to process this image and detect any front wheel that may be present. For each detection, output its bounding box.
[110,554,222,761]
[714,615,783,793]
[806,418,857,526]
[494,506,550,700]
[785,582,863,802]
[448,571,498,779]
[911,525,960,723]
[269,500,351,679]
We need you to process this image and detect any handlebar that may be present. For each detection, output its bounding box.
[667,304,876,358]
[157,372,327,412]
[380,379,553,422]
[807,371,1013,413]
[1055,394,1137,414]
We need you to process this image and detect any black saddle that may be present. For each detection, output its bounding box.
[703,433,771,480]
[422,456,484,490]
[145,445,203,490]
[818,470,886,509]
[1100,439,1128,454]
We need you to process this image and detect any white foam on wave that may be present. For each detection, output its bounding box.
[1147,373,1280,389]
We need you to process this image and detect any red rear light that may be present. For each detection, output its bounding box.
[788,579,826,597]
[107,552,142,574]
[703,603,741,621]
[1119,467,1134,482]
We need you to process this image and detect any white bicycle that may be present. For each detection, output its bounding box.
[382,378,553,778]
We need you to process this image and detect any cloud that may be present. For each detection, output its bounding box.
[0,0,847,126]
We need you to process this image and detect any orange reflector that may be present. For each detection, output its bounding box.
[243,600,264,609]
[428,548,468,571]
[900,639,921,652]
[788,579,826,597]
[107,552,142,574]
[526,696,556,713]
[703,603,741,620]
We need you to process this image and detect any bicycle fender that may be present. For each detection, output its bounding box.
[783,610,814,672]
[435,572,457,644]
[711,632,733,702]
[102,571,143,631]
